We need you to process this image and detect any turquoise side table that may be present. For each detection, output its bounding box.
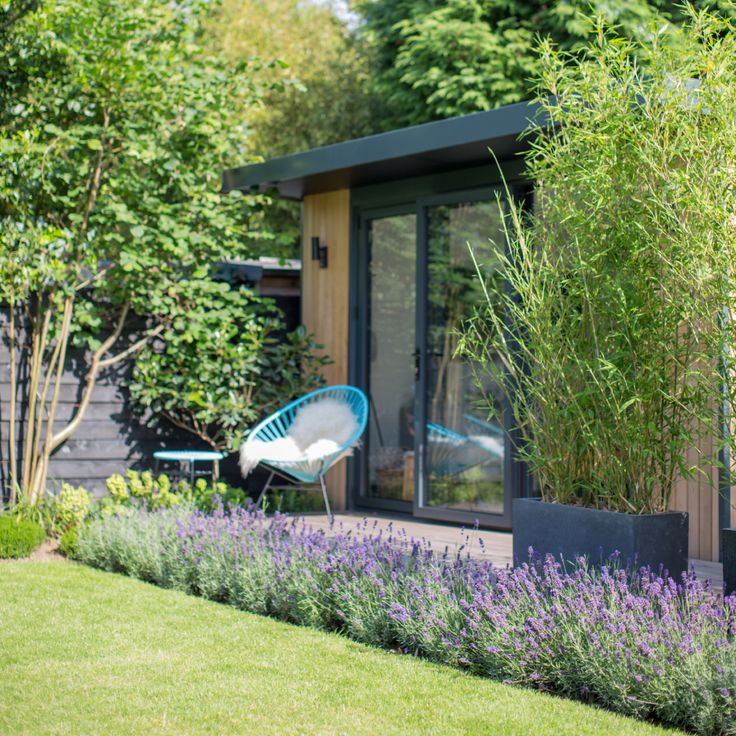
[153,450,225,485]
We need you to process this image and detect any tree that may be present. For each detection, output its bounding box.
[0,0,276,503]
[356,0,736,129]
[204,0,375,155]
[202,0,378,254]
[127,279,329,470]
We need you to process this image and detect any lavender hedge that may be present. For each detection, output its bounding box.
[76,505,736,735]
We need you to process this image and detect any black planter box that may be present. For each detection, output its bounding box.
[513,498,689,578]
[723,529,736,596]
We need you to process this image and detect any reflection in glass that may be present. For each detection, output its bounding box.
[367,214,416,501]
[425,199,506,513]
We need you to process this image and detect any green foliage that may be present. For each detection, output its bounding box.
[356,0,735,129]
[460,10,736,513]
[0,0,273,326]
[99,470,246,513]
[11,486,58,532]
[54,483,91,535]
[103,471,184,512]
[95,469,322,515]
[203,0,377,255]
[204,0,375,156]
[127,279,329,452]
[0,516,45,558]
[58,525,79,559]
[0,0,283,501]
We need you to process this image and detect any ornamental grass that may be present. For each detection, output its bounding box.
[76,505,736,735]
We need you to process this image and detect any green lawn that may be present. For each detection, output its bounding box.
[0,562,682,736]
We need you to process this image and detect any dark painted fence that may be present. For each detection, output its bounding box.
[0,265,300,497]
[0,331,199,496]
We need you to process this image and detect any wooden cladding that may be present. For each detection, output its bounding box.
[670,436,721,562]
[302,189,350,509]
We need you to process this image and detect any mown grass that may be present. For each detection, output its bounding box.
[0,562,684,736]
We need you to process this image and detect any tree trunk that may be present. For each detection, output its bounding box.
[8,304,18,505]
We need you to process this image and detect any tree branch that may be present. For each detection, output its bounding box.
[98,323,164,369]
[162,410,217,450]
[47,302,129,452]
[75,262,114,292]
[79,108,110,239]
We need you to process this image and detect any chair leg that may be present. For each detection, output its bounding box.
[319,475,332,520]
[255,470,275,509]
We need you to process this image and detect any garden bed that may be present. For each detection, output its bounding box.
[74,505,736,735]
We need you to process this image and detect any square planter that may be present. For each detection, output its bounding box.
[513,498,689,578]
[723,529,736,596]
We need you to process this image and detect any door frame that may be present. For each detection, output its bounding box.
[350,203,417,514]
[412,187,521,529]
[346,163,531,526]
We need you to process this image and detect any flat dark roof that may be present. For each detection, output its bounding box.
[222,100,541,200]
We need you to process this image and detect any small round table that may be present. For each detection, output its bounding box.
[153,450,225,485]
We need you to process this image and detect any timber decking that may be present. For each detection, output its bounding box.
[301,511,724,590]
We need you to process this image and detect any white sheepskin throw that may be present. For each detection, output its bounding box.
[240,398,360,478]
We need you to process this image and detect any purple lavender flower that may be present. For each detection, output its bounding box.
[77,504,736,735]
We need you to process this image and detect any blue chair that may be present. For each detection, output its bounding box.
[427,421,504,477]
[245,385,369,517]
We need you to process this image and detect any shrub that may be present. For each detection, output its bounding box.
[98,471,246,514]
[127,280,329,460]
[459,9,736,512]
[58,526,79,559]
[103,470,183,512]
[12,489,57,533]
[54,484,91,535]
[0,516,45,559]
[76,506,736,734]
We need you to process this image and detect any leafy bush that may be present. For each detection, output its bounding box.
[96,469,321,515]
[54,484,91,535]
[76,506,736,734]
[11,489,58,534]
[58,526,79,559]
[13,483,91,537]
[97,470,245,514]
[0,516,45,559]
[127,279,329,459]
[459,9,736,512]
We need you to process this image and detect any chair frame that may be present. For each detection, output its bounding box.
[245,385,369,518]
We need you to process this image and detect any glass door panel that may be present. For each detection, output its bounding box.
[422,199,507,516]
[366,213,417,503]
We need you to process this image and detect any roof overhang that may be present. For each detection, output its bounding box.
[222,100,543,201]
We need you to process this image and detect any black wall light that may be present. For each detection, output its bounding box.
[310,236,328,269]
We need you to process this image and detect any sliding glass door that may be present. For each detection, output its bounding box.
[355,189,518,526]
[363,210,416,509]
[415,194,511,525]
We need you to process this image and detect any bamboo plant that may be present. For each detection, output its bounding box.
[459,9,736,514]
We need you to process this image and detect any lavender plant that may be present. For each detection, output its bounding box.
[76,506,736,735]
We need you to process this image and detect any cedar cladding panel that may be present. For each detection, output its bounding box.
[301,189,350,510]
[669,416,726,562]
